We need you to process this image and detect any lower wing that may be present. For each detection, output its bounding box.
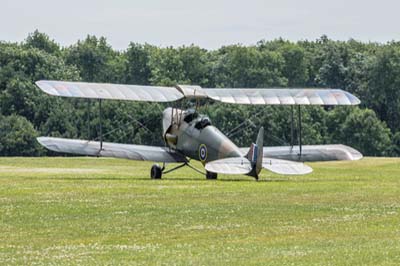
[240,144,362,162]
[37,137,187,163]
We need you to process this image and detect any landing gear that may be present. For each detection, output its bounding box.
[149,162,210,180]
[206,171,217,180]
[150,164,162,179]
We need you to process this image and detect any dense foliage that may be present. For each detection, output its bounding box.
[0,31,399,156]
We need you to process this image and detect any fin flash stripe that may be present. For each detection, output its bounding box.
[252,144,258,163]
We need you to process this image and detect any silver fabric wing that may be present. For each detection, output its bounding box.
[36,80,360,106]
[205,157,253,175]
[36,80,184,102]
[37,137,187,163]
[204,88,360,105]
[262,158,313,175]
[239,144,363,162]
[205,156,312,175]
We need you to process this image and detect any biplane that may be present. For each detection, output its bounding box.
[35,81,362,180]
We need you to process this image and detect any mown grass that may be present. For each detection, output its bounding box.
[0,157,399,265]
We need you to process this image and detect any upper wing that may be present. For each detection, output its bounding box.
[36,81,360,106]
[240,144,363,162]
[37,137,186,163]
[35,80,184,102]
[203,88,360,105]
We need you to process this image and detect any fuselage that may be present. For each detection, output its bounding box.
[162,107,242,164]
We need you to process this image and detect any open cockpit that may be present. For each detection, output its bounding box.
[182,109,212,130]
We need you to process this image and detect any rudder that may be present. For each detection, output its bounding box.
[246,127,264,179]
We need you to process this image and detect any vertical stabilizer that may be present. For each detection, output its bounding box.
[246,127,264,179]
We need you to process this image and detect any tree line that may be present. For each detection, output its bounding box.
[0,31,398,157]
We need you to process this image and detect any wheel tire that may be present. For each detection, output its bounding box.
[151,164,162,179]
[206,171,217,180]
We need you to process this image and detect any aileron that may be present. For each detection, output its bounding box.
[36,80,184,102]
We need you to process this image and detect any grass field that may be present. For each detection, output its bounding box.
[0,157,399,265]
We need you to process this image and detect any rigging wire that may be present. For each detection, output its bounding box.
[225,109,264,137]
[93,101,158,145]
[225,108,290,146]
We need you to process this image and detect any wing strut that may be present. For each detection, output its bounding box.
[86,99,91,139]
[289,105,303,159]
[99,99,103,151]
[161,161,206,175]
[290,105,294,149]
[298,105,302,158]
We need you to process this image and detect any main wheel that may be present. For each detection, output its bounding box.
[206,171,217,180]
[151,164,162,179]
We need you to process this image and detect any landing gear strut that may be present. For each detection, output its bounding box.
[206,171,217,180]
[150,164,162,179]
[150,162,215,180]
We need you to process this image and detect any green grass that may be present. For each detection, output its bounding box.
[0,157,399,265]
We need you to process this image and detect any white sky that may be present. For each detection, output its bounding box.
[1,0,399,50]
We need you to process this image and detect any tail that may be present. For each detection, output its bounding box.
[246,127,264,179]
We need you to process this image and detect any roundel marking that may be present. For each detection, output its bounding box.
[199,144,208,162]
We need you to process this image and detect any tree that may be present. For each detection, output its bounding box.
[0,44,79,127]
[64,35,120,82]
[213,45,287,88]
[390,131,400,156]
[178,45,212,87]
[364,44,400,132]
[39,102,79,138]
[0,114,42,156]
[124,43,152,85]
[148,46,188,86]
[315,41,349,88]
[328,107,391,156]
[25,30,60,55]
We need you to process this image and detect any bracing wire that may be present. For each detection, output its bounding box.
[225,108,290,146]
[93,102,159,144]
[225,109,264,137]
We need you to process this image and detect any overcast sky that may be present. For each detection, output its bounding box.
[1,0,400,50]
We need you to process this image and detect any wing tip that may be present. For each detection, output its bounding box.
[36,136,56,149]
[347,93,361,105]
[337,144,363,160]
[36,136,46,144]
[35,80,59,96]
[36,136,58,152]
[35,80,46,91]
[35,80,52,87]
